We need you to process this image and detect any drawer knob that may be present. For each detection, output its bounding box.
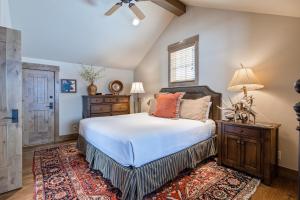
[240,130,244,133]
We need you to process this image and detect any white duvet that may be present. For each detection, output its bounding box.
[79,113,216,167]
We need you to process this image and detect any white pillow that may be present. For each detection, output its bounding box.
[179,96,211,121]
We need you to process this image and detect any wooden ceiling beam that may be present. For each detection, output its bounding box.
[150,0,186,16]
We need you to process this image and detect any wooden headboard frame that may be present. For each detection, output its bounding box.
[160,86,222,121]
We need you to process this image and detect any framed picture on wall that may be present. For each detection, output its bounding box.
[61,79,77,93]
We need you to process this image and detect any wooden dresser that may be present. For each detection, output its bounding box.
[82,95,130,118]
[217,120,280,185]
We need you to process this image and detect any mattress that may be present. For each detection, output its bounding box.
[79,113,216,167]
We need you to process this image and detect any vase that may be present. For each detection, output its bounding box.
[87,82,97,96]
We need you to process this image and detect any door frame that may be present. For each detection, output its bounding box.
[22,62,60,142]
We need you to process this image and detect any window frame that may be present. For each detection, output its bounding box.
[168,35,199,87]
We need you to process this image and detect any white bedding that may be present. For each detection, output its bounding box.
[79,113,216,167]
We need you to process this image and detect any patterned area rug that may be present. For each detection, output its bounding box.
[33,144,260,200]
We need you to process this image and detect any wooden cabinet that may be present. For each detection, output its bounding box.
[82,95,130,118]
[217,121,280,185]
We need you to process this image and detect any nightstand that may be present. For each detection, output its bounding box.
[217,120,280,185]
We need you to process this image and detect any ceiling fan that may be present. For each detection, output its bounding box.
[105,0,147,20]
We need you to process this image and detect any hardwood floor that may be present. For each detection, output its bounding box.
[0,141,297,200]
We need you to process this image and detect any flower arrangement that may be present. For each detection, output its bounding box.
[79,65,104,84]
[79,65,105,96]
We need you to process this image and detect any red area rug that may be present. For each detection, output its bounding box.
[33,144,260,200]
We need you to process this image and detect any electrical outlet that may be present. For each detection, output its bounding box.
[278,150,282,160]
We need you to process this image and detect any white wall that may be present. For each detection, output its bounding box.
[22,57,134,136]
[135,7,300,170]
[0,0,12,28]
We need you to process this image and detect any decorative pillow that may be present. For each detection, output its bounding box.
[147,98,157,115]
[153,92,185,118]
[180,96,211,121]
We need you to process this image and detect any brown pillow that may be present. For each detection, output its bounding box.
[180,96,211,121]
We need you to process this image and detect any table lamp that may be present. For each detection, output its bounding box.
[130,82,145,113]
[227,64,264,123]
[228,64,264,97]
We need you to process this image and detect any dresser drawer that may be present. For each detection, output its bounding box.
[90,98,103,104]
[91,105,111,113]
[112,103,129,112]
[105,97,117,103]
[224,125,260,138]
[91,113,111,117]
[112,112,129,116]
[118,97,129,103]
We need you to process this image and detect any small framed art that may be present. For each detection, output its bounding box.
[61,79,77,93]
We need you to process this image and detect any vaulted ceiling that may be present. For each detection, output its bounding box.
[9,0,174,69]
[182,0,300,18]
[9,0,300,69]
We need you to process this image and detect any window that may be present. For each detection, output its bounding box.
[168,35,199,87]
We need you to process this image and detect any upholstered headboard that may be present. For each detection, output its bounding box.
[160,86,222,121]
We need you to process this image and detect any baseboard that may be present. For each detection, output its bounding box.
[56,133,78,143]
[278,166,298,181]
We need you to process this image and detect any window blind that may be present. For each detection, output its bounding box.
[170,45,196,83]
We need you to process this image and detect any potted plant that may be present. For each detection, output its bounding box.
[80,65,104,96]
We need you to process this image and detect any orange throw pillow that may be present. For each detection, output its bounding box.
[153,92,184,118]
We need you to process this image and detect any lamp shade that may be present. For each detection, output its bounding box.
[130,82,145,94]
[228,67,264,92]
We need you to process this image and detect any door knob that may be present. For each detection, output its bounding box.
[2,109,18,123]
[46,102,54,109]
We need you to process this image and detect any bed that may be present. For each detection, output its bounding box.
[77,86,222,200]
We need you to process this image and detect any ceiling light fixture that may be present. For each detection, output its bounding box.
[132,18,140,26]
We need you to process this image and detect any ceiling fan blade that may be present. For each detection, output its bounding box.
[129,3,145,20]
[105,2,122,16]
[84,0,98,6]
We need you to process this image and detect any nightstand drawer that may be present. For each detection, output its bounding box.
[224,125,260,138]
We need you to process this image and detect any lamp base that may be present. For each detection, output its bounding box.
[133,94,142,113]
[242,86,248,97]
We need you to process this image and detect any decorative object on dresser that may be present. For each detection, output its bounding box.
[226,64,264,123]
[82,95,130,118]
[130,82,145,113]
[109,80,124,95]
[293,79,300,199]
[217,120,280,185]
[61,79,77,93]
[79,65,105,96]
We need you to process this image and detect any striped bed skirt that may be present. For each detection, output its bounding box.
[77,135,217,200]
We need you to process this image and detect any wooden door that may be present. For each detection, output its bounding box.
[0,27,22,193]
[23,69,55,146]
[222,133,240,168]
[240,138,261,176]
